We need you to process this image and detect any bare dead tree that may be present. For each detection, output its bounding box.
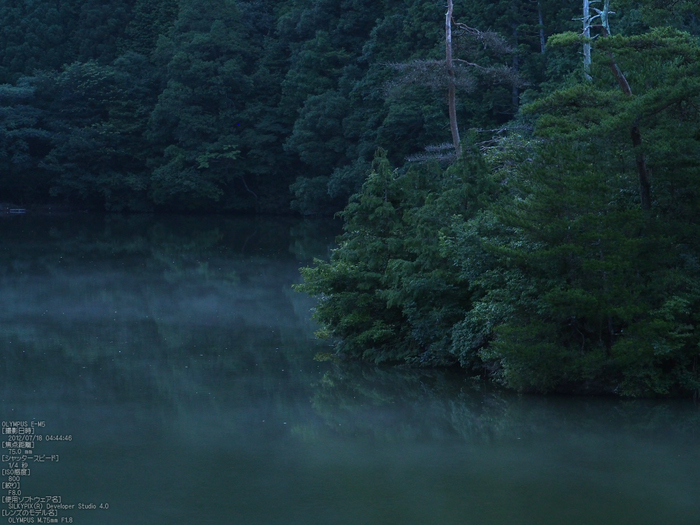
[537,0,546,54]
[446,0,461,156]
[445,0,516,158]
[389,1,518,162]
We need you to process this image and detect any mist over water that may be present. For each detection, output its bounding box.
[1,215,699,525]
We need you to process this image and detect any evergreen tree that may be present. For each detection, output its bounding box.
[148,0,260,210]
[0,82,52,203]
[447,24,700,395]
[27,57,156,211]
[297,146,496,365]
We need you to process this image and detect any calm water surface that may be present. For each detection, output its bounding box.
[1,215,699,525]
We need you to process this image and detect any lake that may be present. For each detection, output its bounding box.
[1,214,699,525]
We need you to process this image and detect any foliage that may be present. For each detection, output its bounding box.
[0,0,591,213]
[296,147,496,366]
[297,12,700,397]
[457,139,699,395]
[3,0,700,397]
[445,24,700,395]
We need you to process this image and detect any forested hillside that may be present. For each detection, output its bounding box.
[2,0,589,213]
[2,0,700,395]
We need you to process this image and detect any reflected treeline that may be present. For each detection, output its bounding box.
[5,214,698,448]
[0,214,340,269]
[0,214,339,409]
[309,363,700,444]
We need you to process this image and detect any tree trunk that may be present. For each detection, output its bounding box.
[583,0,592,81]
[446,0,461,157]
[599,21,653,210]
[537,0,546,54]
[631,123,652,210]
[512,23,520,113]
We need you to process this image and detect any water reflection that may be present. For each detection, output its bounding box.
[1,214,699,525]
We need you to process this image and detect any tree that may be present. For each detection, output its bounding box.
[403,1,516,159]
[297,145,496,365]
[545,24,700,211]
[36,58,157,211]
[0,82,52,203]
[452,23,700,395]
[148,0,258,210]
[578,0,651,208]
[446,0,460,155]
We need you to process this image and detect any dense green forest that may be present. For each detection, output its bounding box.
[2,0,700,395]
[0,0,613,212]
[294,0,700,397]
